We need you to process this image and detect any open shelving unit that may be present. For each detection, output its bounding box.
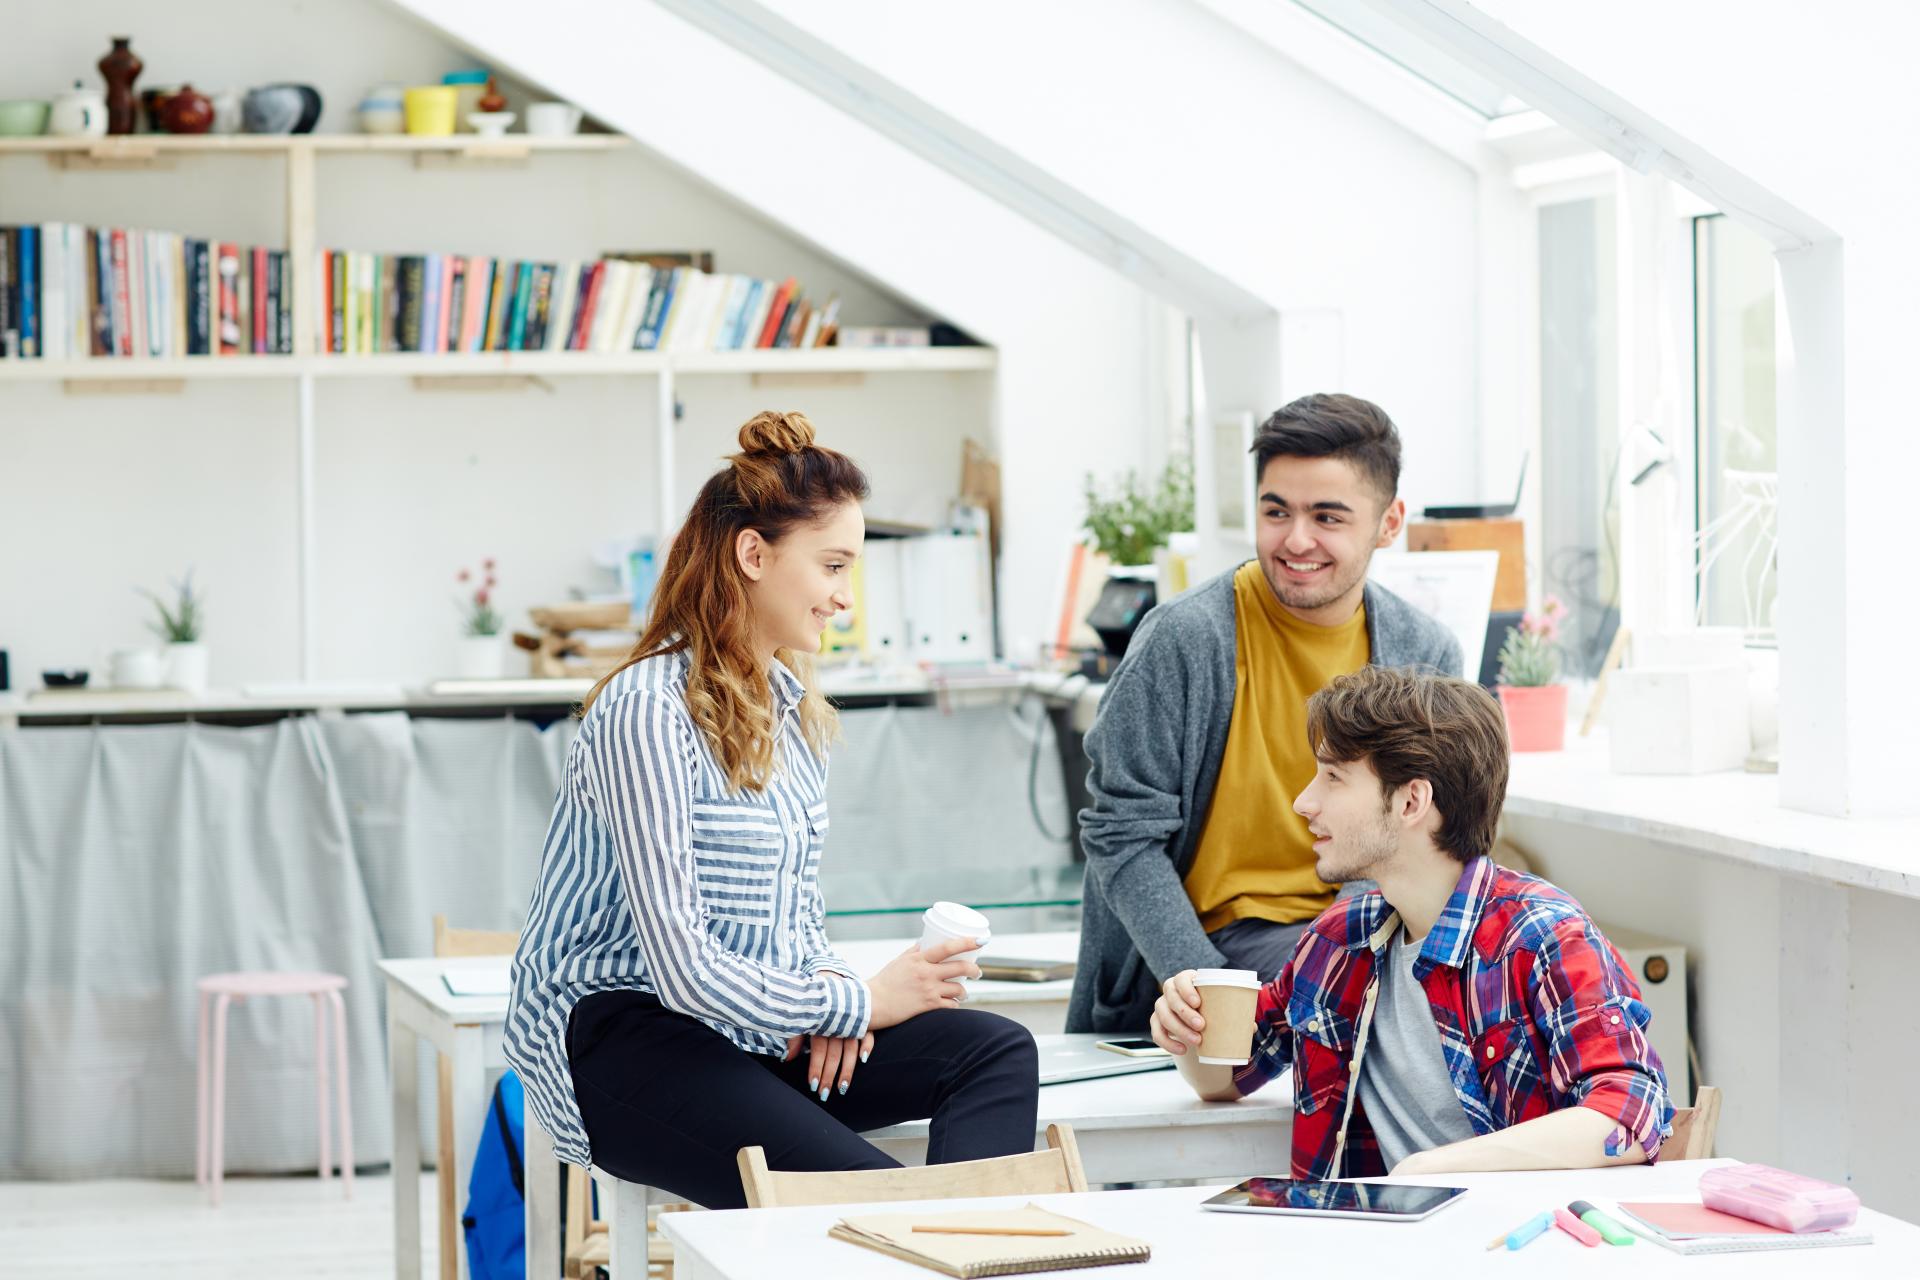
[0,132,998,679]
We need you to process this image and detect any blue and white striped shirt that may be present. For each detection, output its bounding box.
[504,649,871,1167]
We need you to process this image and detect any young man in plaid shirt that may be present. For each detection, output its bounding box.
[1149,666,1673,1177]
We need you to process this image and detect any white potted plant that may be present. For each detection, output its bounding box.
[454,558,506,679]
[143,571,209,694]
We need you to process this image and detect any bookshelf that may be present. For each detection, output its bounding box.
[0,132,997,679]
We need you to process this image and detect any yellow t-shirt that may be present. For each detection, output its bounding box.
[1183,561,1372,931]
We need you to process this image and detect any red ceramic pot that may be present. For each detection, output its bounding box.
[1498,683,1568,753]
[160,84,214,134]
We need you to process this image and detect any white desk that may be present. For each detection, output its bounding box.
[662,1158,1920,1279]
[869,1035,1290,1183]
[828,932,1080,1034]
[380,956,527,1280]
[379,938,1092,1280]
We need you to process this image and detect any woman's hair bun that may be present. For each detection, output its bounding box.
[737,410,816,458]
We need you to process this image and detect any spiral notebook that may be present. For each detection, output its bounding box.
[828,1204,1150,1276]
[1615,1202,1873,1255]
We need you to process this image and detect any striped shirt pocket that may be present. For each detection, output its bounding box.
[689,799,786,925]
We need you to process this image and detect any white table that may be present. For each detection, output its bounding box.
[828,931,1080,1033]
[868,1034,1290,1184]
[663,1158,1920,1279]
[379,938,1086,1280]
[380,956,534,1280]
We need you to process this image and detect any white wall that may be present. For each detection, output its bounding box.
[0,0,1023,685]
[383,0,1175,662]
[749,0,1486,518]
[1509,814,1920,1219]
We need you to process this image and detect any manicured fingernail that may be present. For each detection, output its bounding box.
[838,1082,848,1096]
[809,1077,819,1091]
[819,1085,830,1101]
[860,1051,869,1064]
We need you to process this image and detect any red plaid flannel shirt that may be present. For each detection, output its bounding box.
[1232,857,1673,1178]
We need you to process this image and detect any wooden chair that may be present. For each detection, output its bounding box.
[430,916,519,1280]
[1660,1084,1722,1161]
[737,1123,1088,1209]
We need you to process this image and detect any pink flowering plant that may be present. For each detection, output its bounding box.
[455,559,502,637]
[1497,594,1567,687]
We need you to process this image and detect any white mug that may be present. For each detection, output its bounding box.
[525,101,582,136]
[111,649,163,690]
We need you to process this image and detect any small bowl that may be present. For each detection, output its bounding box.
[0,99,51,137]
[42,669,90,689]
[466,110,515,138]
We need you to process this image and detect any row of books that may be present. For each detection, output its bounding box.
[0,224,292,360]
[316,254,843,355]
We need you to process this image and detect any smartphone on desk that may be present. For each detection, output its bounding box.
[1096,1037,1171,1059]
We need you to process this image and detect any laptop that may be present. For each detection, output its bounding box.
[1422,451,1528,521]
[1036,1033,1177,1086]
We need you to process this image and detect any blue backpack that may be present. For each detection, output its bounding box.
[462,1071,526,1280]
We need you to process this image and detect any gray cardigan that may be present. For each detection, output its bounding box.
[1066,567,1464,1033]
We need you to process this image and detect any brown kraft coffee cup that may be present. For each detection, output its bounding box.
[1193,968,1262,1064]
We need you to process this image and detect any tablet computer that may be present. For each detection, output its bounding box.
[1200,1177,1467,1222]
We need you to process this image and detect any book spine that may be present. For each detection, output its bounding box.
[756,278,794,348]
[264,250,280,356]
[436,255,456,354]
[18,225,39,358]
[39,223,64,361]
[88,229,108,356]
[399,256,424,352]
[507,261,533,351]
[482,260,510,352]
[527,264,554,351]
[444,258,466,355]
[635,268,669,351]
[331,251,347,354]
[185,241,207,355]
[570,262,603,352]
[0,227,15,359]
[112,231,134,357]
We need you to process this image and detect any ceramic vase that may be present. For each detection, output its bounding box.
[166,642,210,694]
[1498,683,1568,753]
[98,37,142,136]
[456,634,506,679]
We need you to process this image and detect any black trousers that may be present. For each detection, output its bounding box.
[567,990,1040,1210]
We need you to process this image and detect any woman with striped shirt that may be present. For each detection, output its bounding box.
[505,411,1039,1209]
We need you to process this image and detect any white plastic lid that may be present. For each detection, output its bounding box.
[922,900,991,937]
[1191,968,1261,990]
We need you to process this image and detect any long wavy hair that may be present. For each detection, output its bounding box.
[583,410,870,793]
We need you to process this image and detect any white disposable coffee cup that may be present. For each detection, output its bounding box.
[919,901,991,998]
[1191,968,1262,1065]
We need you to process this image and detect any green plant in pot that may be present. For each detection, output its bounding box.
[142,571,210,694]
[1496,595,1568,752]
[1081,456,1194,567]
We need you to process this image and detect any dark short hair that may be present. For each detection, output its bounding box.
[1305,666,1508,863]
[1250,393,1401,505]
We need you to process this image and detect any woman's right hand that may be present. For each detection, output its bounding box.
[865,937,981,1029]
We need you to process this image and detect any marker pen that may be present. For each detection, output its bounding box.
[1569,1200,1637,1246]
[1554,1206,1602,1246]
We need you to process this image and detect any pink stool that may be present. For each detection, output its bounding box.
[195,971,353,1207]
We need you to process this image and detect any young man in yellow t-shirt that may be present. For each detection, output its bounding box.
[1068,394,1463,1034]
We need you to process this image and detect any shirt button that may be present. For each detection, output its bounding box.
[1305,1018,1319,1032]
[1486,1045,1497,1059]
[1610,1014,1622,1025]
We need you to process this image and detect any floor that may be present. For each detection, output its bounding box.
[0,1172,440,1280]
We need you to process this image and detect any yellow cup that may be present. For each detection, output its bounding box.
[403,85,458,136]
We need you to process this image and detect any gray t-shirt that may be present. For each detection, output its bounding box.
[1355,929,1476,1169]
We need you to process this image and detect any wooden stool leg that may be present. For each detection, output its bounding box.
[438,1053,458,1280]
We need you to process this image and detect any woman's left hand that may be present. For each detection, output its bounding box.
[783,1031,877,1101]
